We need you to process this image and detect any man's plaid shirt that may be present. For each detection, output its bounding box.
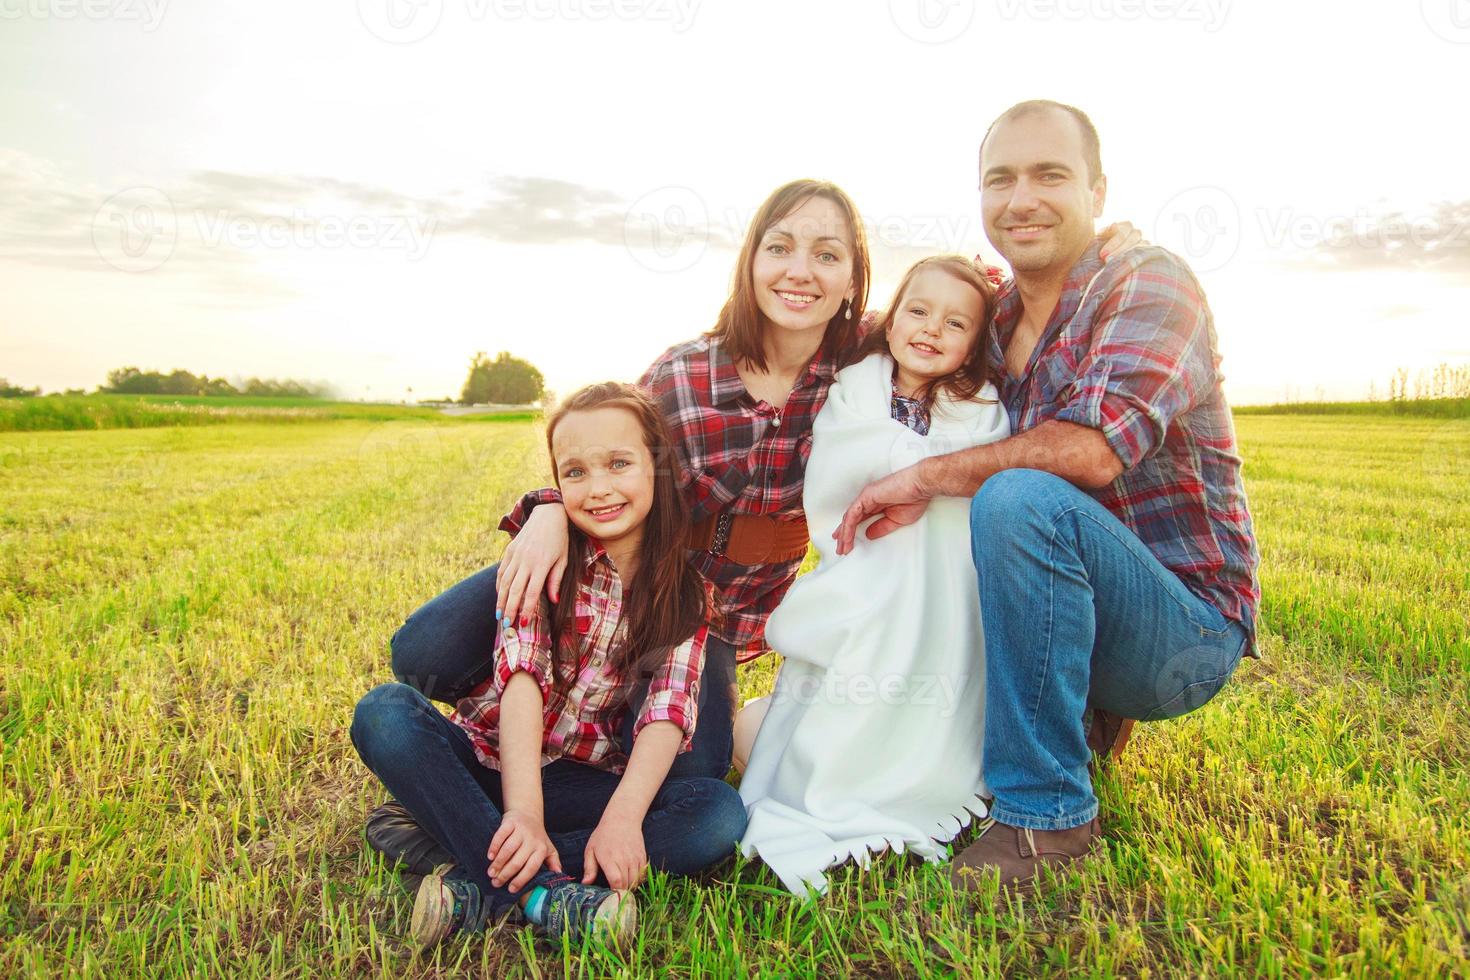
[987,239,1261,653]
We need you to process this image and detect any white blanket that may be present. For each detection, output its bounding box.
[738,352,1011,895]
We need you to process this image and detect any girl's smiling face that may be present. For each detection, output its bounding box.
[750,195,856,345]
[551,406,656,552]
[886,268,986,397]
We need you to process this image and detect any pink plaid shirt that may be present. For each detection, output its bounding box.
[451,540,707,774]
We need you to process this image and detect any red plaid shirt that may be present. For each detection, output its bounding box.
[503,334,847,661]
[451,540,707,774]
[988,239,1261,653]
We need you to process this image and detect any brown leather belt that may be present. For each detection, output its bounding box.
[688,512,810,565]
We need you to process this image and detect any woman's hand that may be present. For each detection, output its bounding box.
[488,809,562,894]
[496,503,569,625]
[1098,221,1146,260]
[582,812,648,892]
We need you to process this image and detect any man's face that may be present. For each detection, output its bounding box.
[980,108,1107,275]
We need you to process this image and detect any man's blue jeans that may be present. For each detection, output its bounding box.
[971,470,1248,831]
[388,561,737,779]
[350,683,748,917]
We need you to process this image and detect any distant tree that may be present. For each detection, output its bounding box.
[101,367,322,398]
[460,351,545,405]
[0,378,39,397]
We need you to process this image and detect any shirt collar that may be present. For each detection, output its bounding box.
[988,237,1108,365]
[708,332,839,406]
[581,536,612,570]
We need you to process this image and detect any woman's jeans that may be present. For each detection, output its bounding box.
[971,470,1249,832]
[389,562,738,780]
[351,683,748,917]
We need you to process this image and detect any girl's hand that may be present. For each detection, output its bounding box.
[488,810,562,894]
[582,814,648,892]
[496,503,569,626]
[1098,221,1146,260]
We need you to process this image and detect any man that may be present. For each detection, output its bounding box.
[833,100,1260,891]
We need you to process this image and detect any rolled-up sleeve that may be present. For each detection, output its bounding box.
[1053,255,1215,470]
[631,624,707,751]
[499,488,564,537]
[491,598,555,702]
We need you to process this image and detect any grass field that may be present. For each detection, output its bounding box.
[2,411,1468,976]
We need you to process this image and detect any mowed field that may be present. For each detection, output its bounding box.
[2,410,1467,977]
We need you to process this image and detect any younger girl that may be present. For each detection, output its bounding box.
[735,256,1011,895]
[351,382,747,947]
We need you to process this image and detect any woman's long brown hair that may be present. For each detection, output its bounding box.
[544,382,710,685]
[709,179,872,372]
[850,254,998,410]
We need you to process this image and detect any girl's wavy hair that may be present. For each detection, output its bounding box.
[709,179,871,371]
[850,254,999,410]
[544,382,710,684]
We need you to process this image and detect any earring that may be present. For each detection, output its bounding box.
[844,300,853,321]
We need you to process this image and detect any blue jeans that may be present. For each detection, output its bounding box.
[350,683,748,917]
[389,561,738,779]
[971,470,1248,831]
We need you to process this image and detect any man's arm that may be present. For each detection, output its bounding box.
[925,419,1123,497]
[832,421,1121,555]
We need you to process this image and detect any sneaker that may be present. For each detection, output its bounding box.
[536,876,637,947]
[365,799,454,877]
[409,866,489,947]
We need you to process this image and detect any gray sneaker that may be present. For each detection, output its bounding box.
[537,876,637,947]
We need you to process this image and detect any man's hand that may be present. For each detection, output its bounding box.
[582,813,648,892]
[832,462,934,556]
[487,809,561,894]
[496,503,569,626]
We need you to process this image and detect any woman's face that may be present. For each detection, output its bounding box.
[750,195,856,348]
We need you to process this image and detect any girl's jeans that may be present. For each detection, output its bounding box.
[350,682,748,917]
[972,470,1249,832]
[388,561,737,780]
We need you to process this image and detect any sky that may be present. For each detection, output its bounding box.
[2,0,1468,405]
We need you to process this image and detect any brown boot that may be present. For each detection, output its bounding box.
[950,817,1102,893]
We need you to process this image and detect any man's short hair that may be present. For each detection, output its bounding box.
[981,100,1104,186]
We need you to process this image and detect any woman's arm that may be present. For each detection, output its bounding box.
[496,501,571,626]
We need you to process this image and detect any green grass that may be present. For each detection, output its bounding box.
[0,394,536,432]
[2,414,1467,976]
[1234,397,1470,419]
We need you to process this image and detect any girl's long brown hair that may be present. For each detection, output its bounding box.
[544,382,710,685]
[851,254,999,410]
[709,179,872,372]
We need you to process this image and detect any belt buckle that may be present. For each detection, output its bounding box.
[711,512,734,557]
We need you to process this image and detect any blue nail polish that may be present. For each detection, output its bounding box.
[495,610,503,622]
